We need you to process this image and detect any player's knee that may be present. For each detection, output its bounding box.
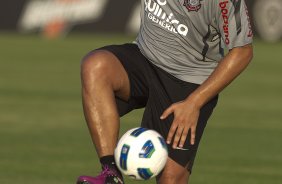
[157,172,186,184]
[157,161,189,184]
[81,50,113,81]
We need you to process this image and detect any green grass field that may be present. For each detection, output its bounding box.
[0,32,282,184]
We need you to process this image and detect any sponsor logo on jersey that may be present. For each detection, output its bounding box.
[244,3,253,38]
[183,0,202,12]
[144,0,189,36]
[219,0,230,45]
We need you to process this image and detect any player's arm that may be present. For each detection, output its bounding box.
[187,44,253,111]
[161,0,254,148]
[162,44,253,148]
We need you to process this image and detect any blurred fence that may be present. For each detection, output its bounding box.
[0,0,281,42]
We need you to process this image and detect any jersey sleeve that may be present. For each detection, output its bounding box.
[215,0,253,49]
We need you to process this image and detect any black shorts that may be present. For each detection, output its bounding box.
[97,43,218,172]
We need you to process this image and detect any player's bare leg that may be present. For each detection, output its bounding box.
[81,50,130,156]
[157,158,190,184]
[77,50,130,184]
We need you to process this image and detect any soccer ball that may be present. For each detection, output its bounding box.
[114,127,168,180]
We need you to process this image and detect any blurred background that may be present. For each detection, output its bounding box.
[0,0,281,183]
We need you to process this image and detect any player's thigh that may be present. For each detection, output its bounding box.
[81,49,130,101]
[156,157,190,184]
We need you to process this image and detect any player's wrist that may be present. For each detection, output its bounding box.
[185,93,204,109]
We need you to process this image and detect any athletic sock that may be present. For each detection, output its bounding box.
[100,155,116,167]
[100,155,122,176]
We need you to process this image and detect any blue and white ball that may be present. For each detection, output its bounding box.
[114,127,168,180]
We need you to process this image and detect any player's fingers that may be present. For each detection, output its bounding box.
[160,105,174,120]
[166,123,178,144]
[190,125,196,145]
[178,127,189,148]
[172,125,183,149]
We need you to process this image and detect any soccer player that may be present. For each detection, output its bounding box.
[77,0,253,183]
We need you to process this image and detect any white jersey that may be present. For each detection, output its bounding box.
[137,0,253,84]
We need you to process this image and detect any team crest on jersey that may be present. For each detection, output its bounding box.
[183,0,202,12]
